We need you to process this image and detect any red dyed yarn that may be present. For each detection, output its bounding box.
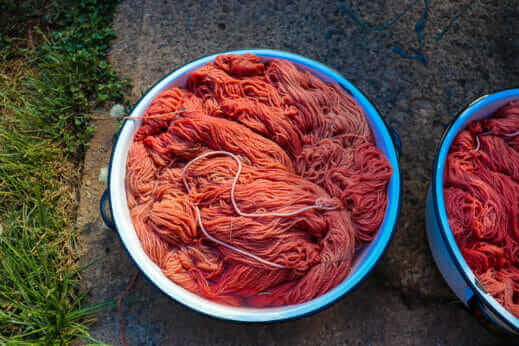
[126,53,392,307]
[444,100,519,317]
[119,270,139,346]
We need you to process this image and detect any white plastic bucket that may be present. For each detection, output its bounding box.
[102,49,402,322]
[426,89,519,335]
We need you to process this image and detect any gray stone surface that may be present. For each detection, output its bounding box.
[79,0,519,344]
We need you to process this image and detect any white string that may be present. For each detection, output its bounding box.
[194,207,286,269]
[503,130,519,137]
[474,131,519,152]
[181,150,339,269]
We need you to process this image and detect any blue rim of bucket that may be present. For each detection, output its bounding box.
[432,88,519,333]
[107,49,402,322]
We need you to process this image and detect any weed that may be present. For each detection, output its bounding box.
[0,0,129,343]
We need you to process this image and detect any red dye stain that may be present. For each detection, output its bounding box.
[125,53,392,307]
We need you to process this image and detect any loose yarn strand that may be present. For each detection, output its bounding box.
[182,151,339,217]
[119,270,139,346]
[124,109,183,120]
[504,131,519,137]
[182,151,339,269]
[435,0,475,42]
[475,131,519,152]
[342,0,475,65]
[194,207,285,269]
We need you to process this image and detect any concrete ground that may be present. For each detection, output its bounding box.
[79,0,519,344]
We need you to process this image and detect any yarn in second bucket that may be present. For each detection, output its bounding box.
[444,100,519,317]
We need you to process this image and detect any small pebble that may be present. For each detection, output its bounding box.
[110,104,125,118]
[99,167,109,183]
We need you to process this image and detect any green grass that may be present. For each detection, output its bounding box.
[0,0,129,344]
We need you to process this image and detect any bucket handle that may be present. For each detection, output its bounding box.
[100,189,115,230]
[388,126,402,159]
